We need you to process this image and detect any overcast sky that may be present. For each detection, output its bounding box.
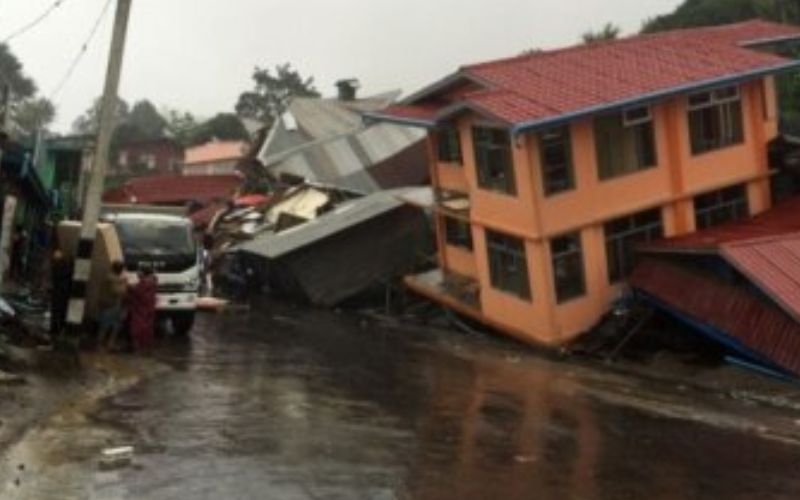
[1,0,682,132]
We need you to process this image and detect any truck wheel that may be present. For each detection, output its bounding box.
[170,312,195,337]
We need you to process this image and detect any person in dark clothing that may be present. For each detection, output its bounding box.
[10,225,27,282]
[50,249,73,336]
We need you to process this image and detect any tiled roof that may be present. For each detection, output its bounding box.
[369,20,800,131]
[103,174,242,205]
[184,141,249,166]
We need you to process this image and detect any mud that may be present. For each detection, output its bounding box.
[2,299,800,499]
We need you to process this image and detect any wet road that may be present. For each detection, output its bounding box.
[3,300,800,499]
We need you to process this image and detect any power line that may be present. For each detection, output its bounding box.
[1,0,67,45]
[49,0,113,101]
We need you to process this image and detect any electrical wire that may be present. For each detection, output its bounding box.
[49,0,113,101]
[1,0,67,44]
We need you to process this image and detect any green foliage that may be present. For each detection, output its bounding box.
[72,96,131,134]
[582,23,621,43]
[127,100,167,140]
[235,63,320,127]
[13,97,56,133]
[642,0,800,33]
[186,113,250,146]
[0,43,36,99]
[163,107,198,145]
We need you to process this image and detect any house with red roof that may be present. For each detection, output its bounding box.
[367,20,800,348]
[181,140,250,176]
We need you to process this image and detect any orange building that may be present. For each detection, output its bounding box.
[368,21,800,348]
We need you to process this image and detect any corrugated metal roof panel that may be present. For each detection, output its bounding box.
[256,91,427,193]
[631,257,800,376]
[643,197,800,253]
[723,235,800,325]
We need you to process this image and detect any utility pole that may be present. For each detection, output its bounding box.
[65,0,133,335]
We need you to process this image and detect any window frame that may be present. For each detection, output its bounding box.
[539,125,576,196]
[473,126,516,196]
[694,184,749,230]
[687,85,744,156]
[443,216,473,251]
[604,208,664,284]
[436,126,463,165]
[486,229,531,300]
[594,105,658,181]
[550,232,587,304]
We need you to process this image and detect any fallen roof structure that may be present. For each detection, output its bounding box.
[630,198,800,377]
[227,186,430,307]
[255,91,428,193]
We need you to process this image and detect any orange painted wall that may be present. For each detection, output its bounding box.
[424,77,777,347]
[443,243,478,278]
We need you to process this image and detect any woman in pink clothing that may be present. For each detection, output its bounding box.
[128,268,158,353]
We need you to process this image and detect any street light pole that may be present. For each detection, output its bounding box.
[65,0,133,334]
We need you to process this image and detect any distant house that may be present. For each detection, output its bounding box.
[116,137,184,175]
[368,20,800,348]
[254,82,428,193]
[40,134,94,219]
[182,140,250,176]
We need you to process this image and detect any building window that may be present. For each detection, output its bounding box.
[688,86,744,155]
[437,127,462,164]
[604,208,664,283]
[444,217,473,250]
[473,127,515,195]
[539,126,575,196]
[595,106,657,180]
[550,233,586,303]
[694,184,749,230]
[486,230,531,300]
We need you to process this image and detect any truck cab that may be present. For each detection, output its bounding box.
[110,212,199,335]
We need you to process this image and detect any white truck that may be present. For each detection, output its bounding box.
[59,206,200,336]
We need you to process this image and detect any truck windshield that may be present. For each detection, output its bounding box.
[115,219,195,256]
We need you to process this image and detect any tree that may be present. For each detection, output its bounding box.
[0,43,36,100]
[187,113,249,146]
[163,107,198,145]
[13,98,56,133]
[582,23,621,43]
[235,63,320,126]
[72,96,130,134]
[127,100,167,140]
[641,0,798,33]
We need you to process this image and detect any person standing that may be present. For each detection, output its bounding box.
[128,267,158,354]
[97,261,128,351]
[50,249,73,336]
[10,225,27,283]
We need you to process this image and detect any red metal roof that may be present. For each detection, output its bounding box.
[639,197,800,322]
[631,258,800,376]
[371,20,800,129]
[103,174,242,205]
[643,197,800,253]
[723,235,800,325]
[631,197,800,376]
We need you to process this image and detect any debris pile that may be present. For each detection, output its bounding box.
[201,182,431,306]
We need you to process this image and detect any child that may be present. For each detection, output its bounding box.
[97,260,128,351]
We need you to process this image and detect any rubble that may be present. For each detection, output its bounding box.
[99,446,135,471]
[203,181,431,307]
